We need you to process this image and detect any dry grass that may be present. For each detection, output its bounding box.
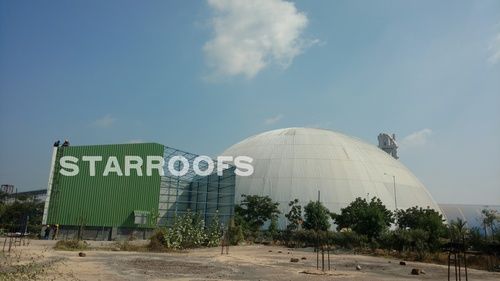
[365,248,499,271]
[0,247,76,281]
[54,240,89,251]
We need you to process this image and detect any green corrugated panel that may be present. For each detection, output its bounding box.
[46,143,164,228]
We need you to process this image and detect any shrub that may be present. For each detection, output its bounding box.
[148,211,225,250]
[228,224,244,245]
[165,211,206,249]
[384,228,430,260]
[395,206,445,252]
[291,229,317,246]
[148,228,168,251]
[330,230,368,250]
[409,229,430,260]
[267,217,279,241]
[54,240,89,251]
[113,240,142,251]
[206,212,222,247]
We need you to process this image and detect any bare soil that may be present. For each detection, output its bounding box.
[3,239,500,281]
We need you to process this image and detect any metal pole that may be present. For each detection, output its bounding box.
[24,215,29,235]
[321,246,324,271]
[448,251,451,281]
[464,251,468,281]
[458,252,461,281]
[384,173,397,210]
[392,175,397,210]
[316,190,320,270]
[221,230,224,255]
[327,246,330,270]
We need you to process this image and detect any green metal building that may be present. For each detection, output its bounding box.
[42,143,235,240]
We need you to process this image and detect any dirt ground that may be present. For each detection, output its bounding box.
[3,239,500,281]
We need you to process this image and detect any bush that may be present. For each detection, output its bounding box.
[113,240,142,251]
[54,240,89,251]
[330,230,369,250]
[164,211,206,249]
[228,224,244,245]
[291,229,318,246]
[267,217,279,241]
[148,228,168,251]
[409,229,430,260]
[383,228,430,260]
[395,206,445,252]
[206,212,222,247]
[148,211,226,250]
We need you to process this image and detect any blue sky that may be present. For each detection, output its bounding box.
[0,0,499,205]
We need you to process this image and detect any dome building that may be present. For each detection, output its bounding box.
[222,127,441,226]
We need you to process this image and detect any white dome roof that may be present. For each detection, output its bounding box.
[223,127,440,223]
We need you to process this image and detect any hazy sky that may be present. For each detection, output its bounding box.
[1,0,499,205]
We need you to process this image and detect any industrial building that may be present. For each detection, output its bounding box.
[42,143,235,240]
[39,127,497,239]
[2,189,47,204]
[222,127,441,227]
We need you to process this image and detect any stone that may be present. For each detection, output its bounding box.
[356,264,362,271]
[399,261,406,266]
[411,268,423,275]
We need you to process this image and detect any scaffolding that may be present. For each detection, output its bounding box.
[157,146,236,228]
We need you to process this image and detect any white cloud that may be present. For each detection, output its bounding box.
[264,114,284,125]
[204,0,313,79]
[488,33,500,64]
[91,114,116,128]
[400,128,433,148]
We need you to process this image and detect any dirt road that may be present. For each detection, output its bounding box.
[3,240,500,281]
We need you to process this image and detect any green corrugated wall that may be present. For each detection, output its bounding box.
[46,143,164,228]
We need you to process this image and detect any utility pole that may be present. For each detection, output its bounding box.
[384,173,397,210]
[316,190,320,270]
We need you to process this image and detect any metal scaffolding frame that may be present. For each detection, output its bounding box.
[158,146,236,228]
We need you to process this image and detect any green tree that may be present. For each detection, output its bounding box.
[449,218,468,244]
[0,190,7,218]
[480,209,498,238]
[235,194,280,233]
[267,217,279,240]
[303,201,331,231]
[285,199,302,231]
[332,197,393,239]
[395,206,446,251]
[0,199,44,234]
